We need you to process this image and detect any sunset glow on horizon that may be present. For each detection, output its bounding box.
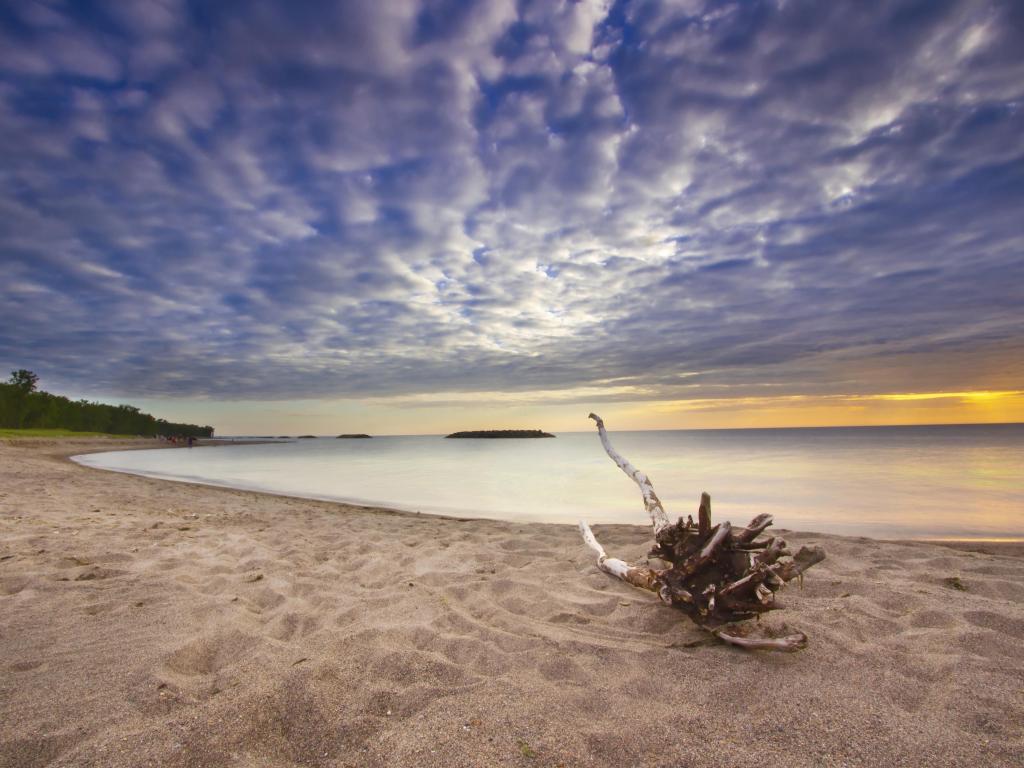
[115,388,1024,437]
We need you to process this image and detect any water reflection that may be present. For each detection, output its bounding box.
[74,424,1024,539]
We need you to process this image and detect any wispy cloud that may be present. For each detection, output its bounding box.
[0,0,1021,408]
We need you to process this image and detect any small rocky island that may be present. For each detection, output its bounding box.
[336,434,372,439]
[445,429,555,438]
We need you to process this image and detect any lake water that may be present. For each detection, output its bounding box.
[73,425,1024,540]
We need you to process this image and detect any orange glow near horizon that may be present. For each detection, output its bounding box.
[624,389,1024,431]
[177,388,1024,436]
[867,390,1023,402]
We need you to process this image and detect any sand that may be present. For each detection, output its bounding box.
[1,438,1022,768]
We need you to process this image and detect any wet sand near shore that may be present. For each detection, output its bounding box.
[1,438,1022,767]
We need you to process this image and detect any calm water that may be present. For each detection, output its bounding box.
[73,425,1024,539]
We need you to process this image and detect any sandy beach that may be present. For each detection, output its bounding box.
[1,438,1022,767]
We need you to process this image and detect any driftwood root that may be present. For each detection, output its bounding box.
[580,413,825,651]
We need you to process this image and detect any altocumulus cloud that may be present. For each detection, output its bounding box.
[0,0,1022,403]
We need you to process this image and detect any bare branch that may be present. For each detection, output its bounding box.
[679,522,732,577]
[753,537,787,566]
[732,513,774,544]
[578,519,607,560]
[771,545,827,582]
[698,493,711,537]
[578,521,660,592]
[588,413,671,535]
[714,628,809,652]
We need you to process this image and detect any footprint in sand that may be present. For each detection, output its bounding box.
[909,609,956,629]
[0,576,30,595]
[73,565,126,581]
[0,734,81,768]
[269,612,320,641]
[537,656,584,682]
[548,611,590,625]
[9,660,44,672]
[963,610,1024,638]
[164,630,259,677]
[248,585,286,611]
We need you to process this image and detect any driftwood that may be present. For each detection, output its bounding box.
[579,414,825,651]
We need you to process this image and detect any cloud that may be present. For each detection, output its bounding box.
[0,0,1021,408]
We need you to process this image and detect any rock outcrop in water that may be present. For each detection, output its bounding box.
[445,429,554,438]
[336,434,372,439]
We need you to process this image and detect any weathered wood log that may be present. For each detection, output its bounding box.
[589,413,672,536]
[579,521,660,592]
[580,413,825,652]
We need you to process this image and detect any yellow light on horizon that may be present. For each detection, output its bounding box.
[868,390,1023,402]
[630,388,1024,430]
[185,387,1024,436]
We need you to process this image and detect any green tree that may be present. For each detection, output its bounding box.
[8,369,39,393]
[0,369,213,436]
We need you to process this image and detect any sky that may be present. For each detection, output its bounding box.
[1,0,1022,435]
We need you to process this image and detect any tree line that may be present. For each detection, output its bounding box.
[0,369,214,437]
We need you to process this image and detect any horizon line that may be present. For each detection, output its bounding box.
[216,420,1024,438]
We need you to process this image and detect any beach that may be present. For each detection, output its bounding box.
[1,438,1022,767]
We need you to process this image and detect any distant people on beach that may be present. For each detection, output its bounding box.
[157,434,197,446]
